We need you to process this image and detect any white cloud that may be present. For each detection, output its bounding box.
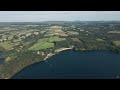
[0,11,120,22]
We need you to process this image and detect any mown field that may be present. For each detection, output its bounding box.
[29,37,66,50]
[0,42,14,50]
[48,37,66,42]
[113,40,120,46]
[29,41,54,50]
[96,38,104,42]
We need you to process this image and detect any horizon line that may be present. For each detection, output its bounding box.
[0,20,120,22]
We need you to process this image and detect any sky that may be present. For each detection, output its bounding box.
[0,11,120,22]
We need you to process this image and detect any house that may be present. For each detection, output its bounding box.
[37,51,40,54]
[20,36,25,39]
[37,51,45,55]
[33,32,39,35]
[80,29,84,31]
[41,52,45,55]
[0,34,7,41]
[26,33,32,37]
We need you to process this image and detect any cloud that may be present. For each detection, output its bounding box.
[0,11,120,22]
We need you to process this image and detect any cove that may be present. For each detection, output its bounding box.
[12,50,120,79]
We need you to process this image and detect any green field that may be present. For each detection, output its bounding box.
[37,38,49,43]
[96,38,104,42]
[7,34,14,40]
[113,40,120,46]
[13,38,22,42]
[48,37,66,42]
[29,41,54,50]
[37,37,65,43]
[34,42,54,50]
[29,37,66,51]
[0,42,14,50]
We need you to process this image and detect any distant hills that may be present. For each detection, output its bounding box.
[0,21,120,25]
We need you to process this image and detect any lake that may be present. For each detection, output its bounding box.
[12,50,120,79]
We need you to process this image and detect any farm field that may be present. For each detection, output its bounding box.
[0,42,14,50]
[29,41,54,50]
[29,37,66,50]
[48,37,66,42]
[113,40,120,46]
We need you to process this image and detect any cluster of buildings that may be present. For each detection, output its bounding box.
[0,34,7,42]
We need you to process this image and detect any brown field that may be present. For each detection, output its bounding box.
[108,31,120,34]
[67,31,79,35]
[60,33,68,36]
[46,26,68,37]
[71,38,80,42]
[113,40,120,46]
[49,26,63,32]
[50,26,63,29]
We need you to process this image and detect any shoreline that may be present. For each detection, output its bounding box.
[55,47,74,53]
[10,48,120,79]
[43,48,120,62]
[11,47,74,79]
[44,46,74,61]
[10,47,74,79]
[44,53,55,61]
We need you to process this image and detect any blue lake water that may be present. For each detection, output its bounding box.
[12,50,120,79]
